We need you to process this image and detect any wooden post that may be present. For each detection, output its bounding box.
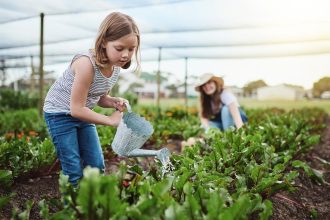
[38,13,44,116]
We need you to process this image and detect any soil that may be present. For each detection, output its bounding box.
[1,121,329,220]
[270,117,330,220]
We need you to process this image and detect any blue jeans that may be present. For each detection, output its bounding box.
[44,112,104,186]
[209,106,248,131]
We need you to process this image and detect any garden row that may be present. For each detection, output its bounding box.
[0,106,327,219]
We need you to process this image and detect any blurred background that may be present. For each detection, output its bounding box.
[1,2,330,218]
[1,0,330,113]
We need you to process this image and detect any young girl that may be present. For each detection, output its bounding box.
[43,12,140,186]
[195,73,248,131]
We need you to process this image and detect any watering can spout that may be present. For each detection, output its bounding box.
[156,148,171,164]
[126,147,170,162]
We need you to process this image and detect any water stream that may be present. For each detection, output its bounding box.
[156,148,174,178]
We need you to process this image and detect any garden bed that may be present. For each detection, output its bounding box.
[1,120,329,219]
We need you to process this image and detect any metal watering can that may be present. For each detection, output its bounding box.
[111,103,170,164]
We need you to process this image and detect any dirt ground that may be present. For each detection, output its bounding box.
[270,117,330,220]
[1,120,329,220]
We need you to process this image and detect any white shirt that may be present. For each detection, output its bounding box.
[220,89,239,106]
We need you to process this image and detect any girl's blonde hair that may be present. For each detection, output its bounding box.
[94,12,140,71]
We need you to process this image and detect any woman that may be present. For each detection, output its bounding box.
[195,73,247,131]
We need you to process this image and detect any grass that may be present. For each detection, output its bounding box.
[138,98,197,108]
[239,98,330,114]
[138,97,330,114]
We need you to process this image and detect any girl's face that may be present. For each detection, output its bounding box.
[104,33,138,67]
[202,80,217,95]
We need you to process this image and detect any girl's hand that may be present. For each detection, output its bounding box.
[108,111,123,127]
[113,97,129,112]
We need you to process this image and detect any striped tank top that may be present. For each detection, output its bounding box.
[43,51,120,114]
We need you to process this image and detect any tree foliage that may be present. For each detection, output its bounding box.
[312,77,330,98]
[243,80,267,96]
[0,88,39,111]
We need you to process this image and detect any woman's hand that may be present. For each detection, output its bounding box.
[200,117,210,131]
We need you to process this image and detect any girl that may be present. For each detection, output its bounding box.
[195,73,248,131]
[43,12,140,186]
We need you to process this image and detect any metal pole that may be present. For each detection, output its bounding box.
[0,59,5,87]
[30,56,35,92]
[184,57,188,115]
[156,47,162,116]
[38,13,44,116]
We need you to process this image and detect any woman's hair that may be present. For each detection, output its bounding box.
[199,80,223,119]
[94,12,140,71]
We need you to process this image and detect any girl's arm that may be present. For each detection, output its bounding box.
[98,95,128,112]
[228,103,244,129]
[70,56,121,127]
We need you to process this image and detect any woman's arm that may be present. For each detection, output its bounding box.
[200,116,210,130]
[70,57,122,127]
[228,103,244,129]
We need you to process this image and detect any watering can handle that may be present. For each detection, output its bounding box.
[124,101,132,113]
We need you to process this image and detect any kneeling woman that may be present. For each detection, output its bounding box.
[195,73,248,131]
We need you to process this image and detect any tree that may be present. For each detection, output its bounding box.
[140,71,167,83]
[166,84,178,98]
[312,77,330,98]
[243,80,267,97]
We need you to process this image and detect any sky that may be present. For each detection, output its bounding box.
[139,54,330,89]
[1,0,330,89]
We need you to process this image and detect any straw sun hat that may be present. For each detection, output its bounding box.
[194,73,224,92]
